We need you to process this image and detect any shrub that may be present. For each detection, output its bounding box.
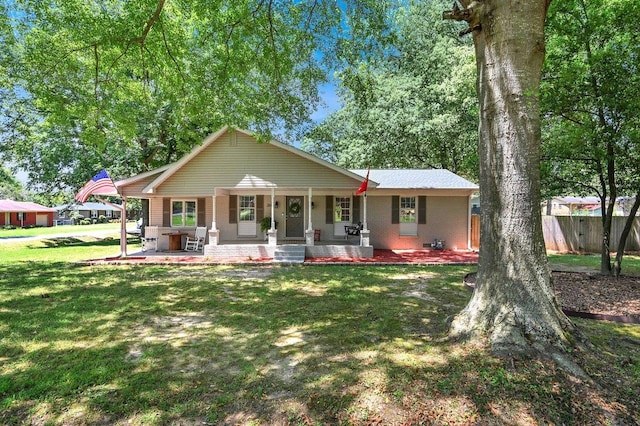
[70,211,84,225]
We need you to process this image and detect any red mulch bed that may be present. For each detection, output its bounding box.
[91,249,479,265]
[305,249,479,264]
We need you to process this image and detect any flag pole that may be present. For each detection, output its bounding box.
[120,196,127,257]
[76,169,126,258]
[95,195,127,257]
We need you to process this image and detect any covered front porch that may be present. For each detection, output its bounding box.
[142,230,372,262]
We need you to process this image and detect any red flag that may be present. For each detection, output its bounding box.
[355,169,369,195]
[75,169,118,203]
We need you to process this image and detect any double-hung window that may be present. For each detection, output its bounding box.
[334,197,351,223]
[399,196,417,236]
[334,196,351,236]
[171,200,196,227]
[238,195,256,236]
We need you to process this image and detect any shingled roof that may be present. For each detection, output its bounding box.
[350,169,478,190]
[0,199,56,212]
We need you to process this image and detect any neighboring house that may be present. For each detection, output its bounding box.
[116,127,478,257]
[542,196,629,217]
[0,199,55,227]
[55,202,122,224]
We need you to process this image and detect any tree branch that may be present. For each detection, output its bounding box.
[159,16,186,90]
[442,1,483,36]
[93,44,99,101]
[135,0,166,46]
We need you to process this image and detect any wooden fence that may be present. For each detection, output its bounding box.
[542,216,640,253]
[470,215,640,253]
[471,214,480,250]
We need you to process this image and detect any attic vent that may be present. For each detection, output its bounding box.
[230,132,237,146]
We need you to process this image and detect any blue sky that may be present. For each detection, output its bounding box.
[311,83,341,123]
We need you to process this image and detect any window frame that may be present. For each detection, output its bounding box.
[238,195,256,222]
[399,196,418,236]
[171,199,197,227]
[334,196,351,223]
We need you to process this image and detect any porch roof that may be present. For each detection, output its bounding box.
[350,169,478,190]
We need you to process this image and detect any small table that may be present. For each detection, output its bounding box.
[164,232,186,251]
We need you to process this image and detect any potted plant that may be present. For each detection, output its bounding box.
[260,216,277,240]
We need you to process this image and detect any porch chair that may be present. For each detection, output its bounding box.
[142,226,158,251]
[344,222,363,240]
[185,226,207,251]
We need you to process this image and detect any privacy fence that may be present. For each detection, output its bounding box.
[470,215,640,253]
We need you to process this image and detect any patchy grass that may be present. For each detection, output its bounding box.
[1,241,639,424]
[0,234,141,263]
[0,222,124,238]
[548,252,640,275]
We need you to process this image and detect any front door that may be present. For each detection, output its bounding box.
[285,196,304,238]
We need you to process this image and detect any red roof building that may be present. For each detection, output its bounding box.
[0,199,56,227]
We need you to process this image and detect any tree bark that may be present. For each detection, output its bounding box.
[447,0,585,366]
[613,191,640,277]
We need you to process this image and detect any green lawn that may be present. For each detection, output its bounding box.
[548,252,640,275]
[0,222,124,237]
[1,239,639,425]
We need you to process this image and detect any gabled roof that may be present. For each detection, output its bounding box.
[138,127,372,194]
[350,169,478,190]
[114,163,173,188]
[0,199,56,212]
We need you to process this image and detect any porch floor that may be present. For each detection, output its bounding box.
[88,248,479,265]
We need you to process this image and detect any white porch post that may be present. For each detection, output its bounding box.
[270,188,276,230]
[360,194,370,247]
[363,193,368,230]
[208,194,220,246]
[305,187,315,245]
[307,187,313,231]
[268,188,277,245]
[120,196,127,257]
[467,193,472,250]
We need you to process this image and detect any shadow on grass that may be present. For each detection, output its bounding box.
[33,236,139,249]
[0,262,638,425]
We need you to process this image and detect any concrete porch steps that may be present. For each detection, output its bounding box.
[273,245,306,263]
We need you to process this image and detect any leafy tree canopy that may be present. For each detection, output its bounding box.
[302,0,478,180]
[541,0,640,273]
[0,166,26,200]
[0,0,396,198]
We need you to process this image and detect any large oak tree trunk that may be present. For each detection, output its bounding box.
[447,1,584,363]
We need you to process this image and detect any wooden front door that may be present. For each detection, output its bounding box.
[285,196,304,238]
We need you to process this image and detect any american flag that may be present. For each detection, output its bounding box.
[75,169,118,203]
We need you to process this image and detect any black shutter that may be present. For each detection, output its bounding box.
[141,199,149,237]
[391,196,400,224]
[197,198,205,226]
[256,195,264,221]
[163,198,171,226]
[325,195,333,224]
[352,196,360,223]
[418,196,427,224]
[229,195,237,224]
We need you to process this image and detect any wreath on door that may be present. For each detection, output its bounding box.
[288,201,301,215]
